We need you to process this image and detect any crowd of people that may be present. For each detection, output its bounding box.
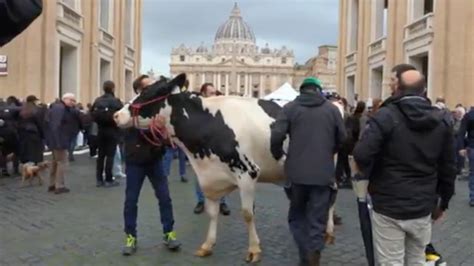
[1,65,473,266]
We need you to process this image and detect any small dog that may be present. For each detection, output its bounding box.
[21,161,49,187]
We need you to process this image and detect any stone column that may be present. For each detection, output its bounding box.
[244,74,249,96]
[217,73,222,92]
[271,75,277,90]
[213,73,217,86]
[237,74,241,95]
[249,75,253,97]
[201,72,205,85]
[259,74,264,97]
[188,72,194,91]
[225,73,229,95]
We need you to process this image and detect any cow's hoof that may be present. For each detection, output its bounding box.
[324,233,335,245]
[194,248,213,257]
[245,251,261,263]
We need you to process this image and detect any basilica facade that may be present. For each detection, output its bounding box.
[170,3,297,97]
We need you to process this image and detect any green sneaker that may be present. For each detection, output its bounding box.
[164,231,181,251]
[122,234,137,256]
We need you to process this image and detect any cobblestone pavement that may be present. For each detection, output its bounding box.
[0,155,473,266]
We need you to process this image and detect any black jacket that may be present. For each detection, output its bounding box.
[91,93,123,134]
[459,107,474,149]
[44,102,81,150]
[124,128,165,165]
[353,94,457,220]
[0,121,17,155]
[271,90,346,186]
[0,103,20,130]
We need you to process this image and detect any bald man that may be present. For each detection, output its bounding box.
[353,70,456,265]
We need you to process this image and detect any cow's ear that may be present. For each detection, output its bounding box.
[169,73,187,92]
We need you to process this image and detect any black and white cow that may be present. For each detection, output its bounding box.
[114,73,343,263]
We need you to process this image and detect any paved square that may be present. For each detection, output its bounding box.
[0,155,473,265]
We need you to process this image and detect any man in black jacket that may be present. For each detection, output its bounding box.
[0,97,21,176]
[92,81,123,187]
[271,77,346,266]
[353,70,456,265]
[459,106,474,207]
[121,75,181,256]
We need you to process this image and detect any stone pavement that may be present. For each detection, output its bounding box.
[0,155,473,266]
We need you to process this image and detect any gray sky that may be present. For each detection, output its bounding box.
[141,0,339,75]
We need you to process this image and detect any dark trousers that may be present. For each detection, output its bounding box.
[96,132,117,183]
[124,160,175,237]
[88,135,98,157]
[335,151,351,183]
[68,135,77,160]
[288,184,331,263]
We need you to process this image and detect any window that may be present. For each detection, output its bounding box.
[373,0,388,40]
[424,0,433,14]
[63,0,76,8]
[100,0,110,31]
[347,0,359,51]
[124,0,134,46]
[412,0,434,20]
[241,58,245,63]
[180,55,185,62]
[252,90,259,98]
[281,57,287,64]
[222,58,225,62]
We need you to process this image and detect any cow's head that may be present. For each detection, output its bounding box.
[114,73,187,129]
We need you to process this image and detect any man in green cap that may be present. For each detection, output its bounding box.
[271,77,346,266]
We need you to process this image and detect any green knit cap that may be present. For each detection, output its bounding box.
[301,77,322,90]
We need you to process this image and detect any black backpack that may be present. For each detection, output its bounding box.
[92,98,116,127]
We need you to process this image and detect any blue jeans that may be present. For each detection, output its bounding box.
[162,147,186,177]
[469,149,474,203]
[124,160,174,236]
[195,179,226,204]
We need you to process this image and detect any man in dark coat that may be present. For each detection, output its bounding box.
[271,77,346,266]
[0,118,17,177]
[0,96,21,176]
[17,95,45,164]
[45,93,81,194]
[91,81,123,187]
[459,106,474,207]
[353,70,456,265]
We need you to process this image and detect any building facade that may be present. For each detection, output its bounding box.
[0,0,142,104]
[337,0,474,107]
[304,45,338,91]
[170,3,297,97]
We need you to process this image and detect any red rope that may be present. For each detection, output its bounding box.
[130,94,175,148]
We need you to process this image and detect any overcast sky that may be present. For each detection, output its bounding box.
[141,0,339,76]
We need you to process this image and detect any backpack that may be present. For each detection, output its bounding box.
[92,98,116,127]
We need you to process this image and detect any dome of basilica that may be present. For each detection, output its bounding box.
[214,3,255,44]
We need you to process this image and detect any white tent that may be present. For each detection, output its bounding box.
[263,82,299,106]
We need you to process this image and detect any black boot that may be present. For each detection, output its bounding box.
[307,251,321,266]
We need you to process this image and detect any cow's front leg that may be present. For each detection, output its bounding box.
[195,198,219,257]
[238,176,261,263]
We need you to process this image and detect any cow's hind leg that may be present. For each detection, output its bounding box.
[238,177,261,263]
[195,198,219,257]
[324,185,338,245]
[325,204,336,245]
